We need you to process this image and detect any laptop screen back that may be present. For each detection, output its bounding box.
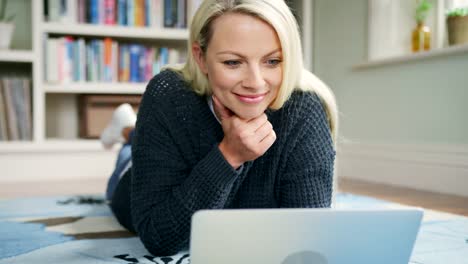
[190,208,423,264]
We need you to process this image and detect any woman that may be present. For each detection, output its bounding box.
[105,0,338,256]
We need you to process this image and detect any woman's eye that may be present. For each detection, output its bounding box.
[223,60,241,67]
[266,59,282,66]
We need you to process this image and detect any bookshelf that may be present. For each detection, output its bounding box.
[0,0,188,148]
[1,0,313,182]
[38,0,189,145]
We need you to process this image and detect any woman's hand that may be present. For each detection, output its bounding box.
[213,96,276,169]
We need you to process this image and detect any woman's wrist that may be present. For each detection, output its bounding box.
[218,141,243,169]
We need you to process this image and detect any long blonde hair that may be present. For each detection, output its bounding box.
[168,0,338,144]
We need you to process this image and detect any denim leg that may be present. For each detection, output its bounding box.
[106,144,132,200]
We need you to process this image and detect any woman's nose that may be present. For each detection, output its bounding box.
[242,65,266,90]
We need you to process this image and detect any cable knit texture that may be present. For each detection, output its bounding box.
[111,70,336,256]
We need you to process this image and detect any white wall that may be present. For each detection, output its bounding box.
[313,0,468,197]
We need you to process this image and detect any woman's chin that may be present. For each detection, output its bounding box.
[234,108,267,121]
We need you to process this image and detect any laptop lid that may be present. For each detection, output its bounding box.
[190,208,423,264]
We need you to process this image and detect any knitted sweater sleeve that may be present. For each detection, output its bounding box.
[279,93,336,208]
[130,78,241,256]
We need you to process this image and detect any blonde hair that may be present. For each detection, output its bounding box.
[167,0,338,144]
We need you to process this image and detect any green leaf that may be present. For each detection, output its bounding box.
[415,0,433,23]
[446,7,468,17]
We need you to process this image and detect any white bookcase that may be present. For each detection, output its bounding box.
[0,0,190,181]
[1,0,313,182]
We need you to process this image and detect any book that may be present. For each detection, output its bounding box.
[152,0,163,28]
[135,0,145,27]
[177,0,187,28]
[90,0,99,24]
[129,44,141,82]
[127,0,135,26]
[78,0,87,23]
[104,37,113,82]
[112,41,119,82]
[2,79,19,141]
[46,38,59,83]
[164,0,177,27]
[104,0,116,25]
[22,78,32,140]
[78,38,86,81]
[0,80,8,140]
[117,0,127,25]
[64,36,74,83]
[11,78,27,140]
[119,44,130,82]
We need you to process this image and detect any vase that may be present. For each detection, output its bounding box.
[412,22,431,52]
[0,22,14,49]
[447,15,468,46]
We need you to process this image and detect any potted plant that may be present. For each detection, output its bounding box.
[446,7,468,46]
[412,0,433,52]
[0,0,15,50]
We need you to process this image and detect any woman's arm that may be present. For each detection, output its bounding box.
[279,94,336,208]
[130,90,242,256]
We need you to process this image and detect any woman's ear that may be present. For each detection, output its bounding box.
[192,42,208,74]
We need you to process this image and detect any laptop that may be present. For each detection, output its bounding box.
[190,208,423,264]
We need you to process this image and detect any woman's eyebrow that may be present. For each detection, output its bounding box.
[216,48,282,58]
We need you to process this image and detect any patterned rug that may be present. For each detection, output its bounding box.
[0,193,467,263]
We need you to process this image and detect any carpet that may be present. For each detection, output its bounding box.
[0,193,467,263]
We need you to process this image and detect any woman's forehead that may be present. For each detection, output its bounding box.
[207,12,282,54]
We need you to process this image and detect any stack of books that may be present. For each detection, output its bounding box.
[46,0,203,28]
[45,37,183,84]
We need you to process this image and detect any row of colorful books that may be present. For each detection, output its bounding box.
[46,0,203,28]
[0,77,32,141]
[46,37,184,84]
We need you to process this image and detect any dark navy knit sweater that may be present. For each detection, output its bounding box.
[111,70,335,256]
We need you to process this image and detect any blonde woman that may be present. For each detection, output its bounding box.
[104,0,338,256]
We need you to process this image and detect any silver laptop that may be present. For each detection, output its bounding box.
[190,208,423,264]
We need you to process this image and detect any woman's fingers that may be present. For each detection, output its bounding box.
[213,96,276,168]
[254,119,273,142]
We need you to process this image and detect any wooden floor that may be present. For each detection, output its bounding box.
[1,177,468,217]
[338,178,468,216]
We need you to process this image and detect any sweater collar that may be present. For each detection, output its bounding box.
[206,96,221,124]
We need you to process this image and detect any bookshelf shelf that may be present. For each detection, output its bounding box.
[0,50,35,63]
[43,82,146,94]
[42,23,189,40]
[0,139,113,153]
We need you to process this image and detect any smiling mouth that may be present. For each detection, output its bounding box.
[234,92,269,104]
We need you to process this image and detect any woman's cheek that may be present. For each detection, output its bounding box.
[213,71,239,90]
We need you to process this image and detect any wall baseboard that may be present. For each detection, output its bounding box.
[337,142,468,197]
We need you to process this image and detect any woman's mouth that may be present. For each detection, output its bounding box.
[234,92,268,104]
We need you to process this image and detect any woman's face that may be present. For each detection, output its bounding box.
[194,12,283,120]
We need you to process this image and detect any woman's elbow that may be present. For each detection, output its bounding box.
[140,235,189,257]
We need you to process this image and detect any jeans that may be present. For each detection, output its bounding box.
[105,130,134,201]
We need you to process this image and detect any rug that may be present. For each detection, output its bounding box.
[0,193,467,264]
